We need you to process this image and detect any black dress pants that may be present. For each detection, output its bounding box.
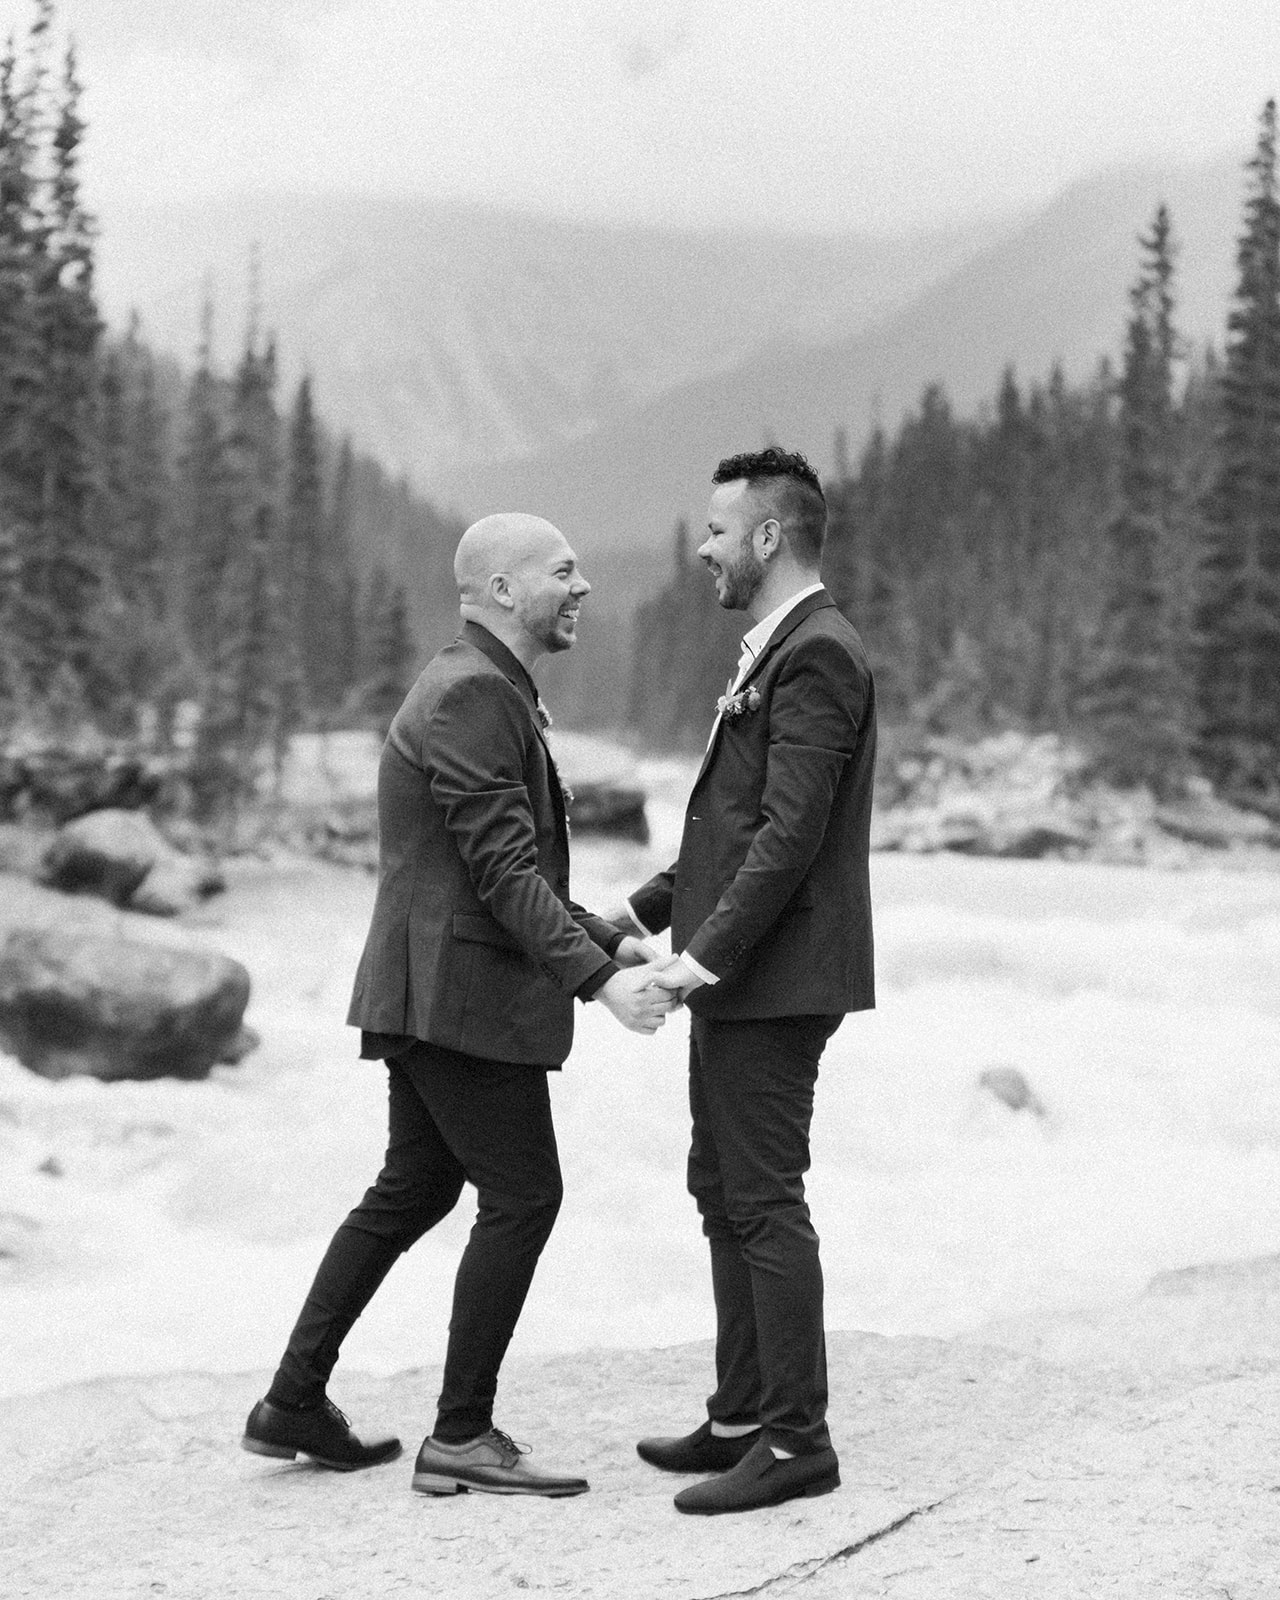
[686,1011,841,1455]
[269,1040,562,1442]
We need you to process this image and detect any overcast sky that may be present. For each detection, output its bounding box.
[39,0,1280,233]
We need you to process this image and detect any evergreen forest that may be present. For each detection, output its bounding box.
[1,0,1277,819]
[0,3,461,819]
[632,103,1280,808]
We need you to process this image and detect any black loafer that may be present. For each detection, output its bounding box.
[242,1397,402,1471]
[636,1420,761,1473]
[673,1438,839,1515]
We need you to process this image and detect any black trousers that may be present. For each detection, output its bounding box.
[269,1041,562,1442]
[687,1011,842,1455]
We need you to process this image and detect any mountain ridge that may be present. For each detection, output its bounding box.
[94,191,1008,483]
[433,153,1244,561]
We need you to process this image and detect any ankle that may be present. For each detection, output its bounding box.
[265,1387,325,1413]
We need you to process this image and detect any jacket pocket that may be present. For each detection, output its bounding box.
[452,913,522,950]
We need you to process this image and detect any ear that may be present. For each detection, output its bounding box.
[490,572,516,610]
[757,517,782,560]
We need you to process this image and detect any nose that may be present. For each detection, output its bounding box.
[573,573,590,596]
[697,537,713,562]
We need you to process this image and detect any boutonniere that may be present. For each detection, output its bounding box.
[716,685,762,723]
[535,696,553,731]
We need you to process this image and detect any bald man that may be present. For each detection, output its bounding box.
[243,514,672,1498]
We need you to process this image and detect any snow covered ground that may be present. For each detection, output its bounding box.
[3,756,1280,1400]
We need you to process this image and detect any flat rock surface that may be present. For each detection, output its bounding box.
[5,1256,1280,1599]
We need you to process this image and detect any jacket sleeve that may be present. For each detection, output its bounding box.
[570,903,627,955]
[628,864,677,936]
[683,635,868,979]
[425,673,612,995]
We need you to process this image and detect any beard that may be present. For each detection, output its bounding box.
[518,595,578,653]
[715,544,766,611]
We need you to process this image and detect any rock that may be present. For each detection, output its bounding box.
[128,855,226,917]
[38,808,223,917]
[39,809,169,905]
[549,731,650,842]
[0,925,252,1082]
[0,745,171,825]
[217,1023,260,1065]
[979,1065,1047,1117]
[1154,798,1278,849]
[985,816,1094,859]
[566,782,649,842]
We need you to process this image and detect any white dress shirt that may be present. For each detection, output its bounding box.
[629,581,826,986]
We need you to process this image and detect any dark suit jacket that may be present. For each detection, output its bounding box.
[630,588,876,1021]
[347,621,620,1065]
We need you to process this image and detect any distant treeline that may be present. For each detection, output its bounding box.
[0,3,461,814]
[633,101,1280,804]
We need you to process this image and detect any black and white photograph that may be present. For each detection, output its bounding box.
[1,1,1279,1593]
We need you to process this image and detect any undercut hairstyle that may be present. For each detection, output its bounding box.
[712,447,827,567]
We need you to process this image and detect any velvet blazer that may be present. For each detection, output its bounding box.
[348,622,618,1065]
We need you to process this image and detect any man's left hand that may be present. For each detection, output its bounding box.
[615,935,661,968]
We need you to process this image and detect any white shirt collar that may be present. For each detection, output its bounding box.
[739,581,825,669]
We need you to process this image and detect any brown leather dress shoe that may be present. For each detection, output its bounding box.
[673,1438,840,1515]
[412,1429,589,1497]
[636,1420,761,1473]
[242,1397,402,1471]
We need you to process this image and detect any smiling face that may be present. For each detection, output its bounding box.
[508,528,591,655]
[699,478,767,612]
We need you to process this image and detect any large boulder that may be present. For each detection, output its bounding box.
[38,809,223,916]
[0,925,252,1082]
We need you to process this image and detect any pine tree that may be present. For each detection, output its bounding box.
[23,39,102,700]
[0,26,44,690]
[322,433,359,716]
[359,562,416,732]
[190,318,292,813]
[178,289,233,665]
[284,374,330,717]
[1087,206,1193,790]
[1197,99,1280,796]
[0,508,23,735]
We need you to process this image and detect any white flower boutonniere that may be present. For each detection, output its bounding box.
[716,685,762,723]
[536,696,553,731]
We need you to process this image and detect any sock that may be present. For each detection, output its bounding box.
[709,1421,760,1438]
[770,1446,796,1459]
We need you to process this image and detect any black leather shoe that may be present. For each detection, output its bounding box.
[673,1438,839,1515]
[412,1429,589,1497]
[636,1420,761,1474]
[242,1397,402,1471]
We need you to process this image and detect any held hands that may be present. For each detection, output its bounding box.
[643,955,704,1004]
[597,964,680,1035]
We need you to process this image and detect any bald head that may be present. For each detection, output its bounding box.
[455,511,590,667]
[454,513,568,607]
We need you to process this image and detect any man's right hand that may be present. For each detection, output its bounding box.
[597,965,679,1034]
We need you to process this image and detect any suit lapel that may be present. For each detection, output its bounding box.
[691,589,837,790]
[460,621,569,834]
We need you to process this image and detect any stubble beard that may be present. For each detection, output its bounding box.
[717,547,766,612]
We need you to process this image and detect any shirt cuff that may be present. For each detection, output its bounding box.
[576,959,619,1001]
[679,951,719,987]
[624,900,655,939]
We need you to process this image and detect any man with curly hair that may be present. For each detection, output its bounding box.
[623,447,877,1515]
